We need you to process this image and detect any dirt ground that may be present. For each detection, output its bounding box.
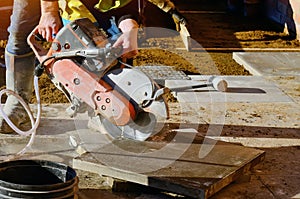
[0,0,300,198]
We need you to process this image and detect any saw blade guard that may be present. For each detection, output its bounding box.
[94,67,169,141]
[103,67,169,118]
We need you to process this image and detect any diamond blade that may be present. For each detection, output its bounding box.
[98,111,158,141]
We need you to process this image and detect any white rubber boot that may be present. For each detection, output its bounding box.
[0,51,35,133]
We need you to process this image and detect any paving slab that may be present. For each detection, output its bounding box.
[0,102,299,198]
[232,52,300,76]
[265,75,300,103]
[165,76,293,103]
[73,139,265,199]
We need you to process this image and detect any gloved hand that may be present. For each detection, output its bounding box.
[169,9,187,31]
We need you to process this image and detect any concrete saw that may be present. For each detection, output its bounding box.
[28,18,169,141]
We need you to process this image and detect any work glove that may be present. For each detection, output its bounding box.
[169,8,187,31]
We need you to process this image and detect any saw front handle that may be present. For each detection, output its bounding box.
[27,27,51,64]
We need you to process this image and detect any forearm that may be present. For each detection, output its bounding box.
[40,0,59,14]
[38,0,62,41]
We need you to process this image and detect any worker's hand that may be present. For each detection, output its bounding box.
[113,19,139,59]
[38,1,62,42]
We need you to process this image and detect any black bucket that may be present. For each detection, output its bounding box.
[0,160,78,199]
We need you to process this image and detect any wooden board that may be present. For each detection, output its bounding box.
[73,134,265,199]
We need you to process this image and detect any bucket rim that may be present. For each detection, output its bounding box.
[0,159,78,190]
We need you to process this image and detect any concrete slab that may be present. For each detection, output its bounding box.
[232,52,300,76]
[265,75,300,103]
[206,136,300,148]
[165,76,293,103]
[0,102,298,198]
[73,139,265,199]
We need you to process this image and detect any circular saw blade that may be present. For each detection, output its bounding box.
[98,111,158,141]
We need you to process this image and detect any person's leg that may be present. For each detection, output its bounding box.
[0,0,41,133]
[6,0,41,55]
